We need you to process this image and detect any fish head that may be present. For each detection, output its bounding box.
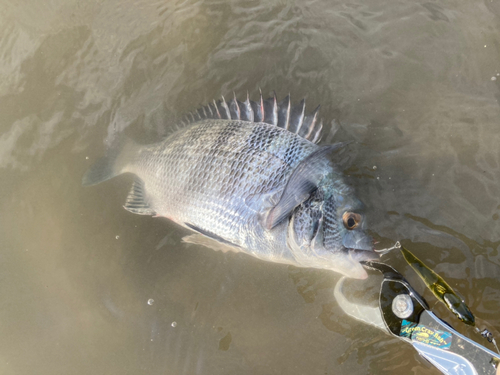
[288,177,378,279]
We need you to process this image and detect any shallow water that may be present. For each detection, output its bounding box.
[1,0,500,374]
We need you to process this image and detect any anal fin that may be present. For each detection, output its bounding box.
[123,177,156,215]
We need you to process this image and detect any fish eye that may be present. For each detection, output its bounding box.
[342,212,361,230]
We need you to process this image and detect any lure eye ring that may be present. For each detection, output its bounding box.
[343,212,361,230]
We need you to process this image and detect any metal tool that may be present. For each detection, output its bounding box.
[334,261,500,375]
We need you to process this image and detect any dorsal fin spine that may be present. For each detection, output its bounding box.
[259,88,264,121]
[207,103,214,117]
[312,121,323,143]
[285,95,291,130]
[305,105,320,139]
[233,92,241,120]
[272,92,278,126]
[213,100,221,119]
[296,99,306,135]
[221,96,230,119]
[245,92,253,122]
[181,92,324,143]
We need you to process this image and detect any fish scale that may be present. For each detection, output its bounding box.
[132,120,313,248]
[83,93,378,278]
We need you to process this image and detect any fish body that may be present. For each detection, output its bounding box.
[83,93,377,278]
[401,246,475,325]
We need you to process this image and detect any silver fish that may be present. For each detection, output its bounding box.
[83,93,378,278]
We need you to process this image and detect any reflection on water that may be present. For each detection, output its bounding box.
[1,0,499,374]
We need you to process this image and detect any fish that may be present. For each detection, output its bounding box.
[401,245,475,325]
[83,92,378,279]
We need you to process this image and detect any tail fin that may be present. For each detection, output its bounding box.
[82,137,139,186]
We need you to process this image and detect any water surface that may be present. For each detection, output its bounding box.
[1,0,500,374]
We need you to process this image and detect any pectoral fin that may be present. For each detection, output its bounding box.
[265,144,345,229]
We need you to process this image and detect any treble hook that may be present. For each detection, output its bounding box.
[476,328,500,354]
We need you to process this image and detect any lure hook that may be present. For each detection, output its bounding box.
[374,240,401,255]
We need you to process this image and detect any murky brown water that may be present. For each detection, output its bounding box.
[1,0,500,374]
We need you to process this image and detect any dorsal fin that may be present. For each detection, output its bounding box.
[181,92,324,144]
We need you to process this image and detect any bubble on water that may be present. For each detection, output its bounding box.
[376,177,380,180]
[372,166,377,170]
[171,321,177,327]
[147,299,154,305]
[85,156,89,160]
[492,76,497,81]
[115,235,119,239]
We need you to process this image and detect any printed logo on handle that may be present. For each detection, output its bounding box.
[400,320,452,349]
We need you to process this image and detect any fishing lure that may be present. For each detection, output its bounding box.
[399,244,475,326]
